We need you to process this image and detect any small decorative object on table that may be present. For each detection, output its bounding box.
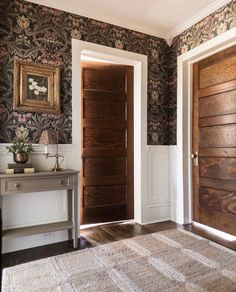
[39,130,64,172]
[6,163,34,174]
[6,138,35,173]
[6,138,34,164]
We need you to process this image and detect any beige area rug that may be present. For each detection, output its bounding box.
[2,228,236,292]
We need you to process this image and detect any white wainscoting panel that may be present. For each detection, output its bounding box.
[143,146,172,224]
[169,145,178,222]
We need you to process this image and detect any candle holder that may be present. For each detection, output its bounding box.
[45,152,64,172]
[39,130,64,172]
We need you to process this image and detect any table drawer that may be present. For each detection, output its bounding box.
[1,176,72,194]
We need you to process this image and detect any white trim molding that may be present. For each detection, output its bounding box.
[26,0,231,40]
[72,40,148,224]
[172,27,236,225]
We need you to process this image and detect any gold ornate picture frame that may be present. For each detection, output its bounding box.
[14,60,60,114]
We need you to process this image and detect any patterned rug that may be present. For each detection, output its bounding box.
[2,228,236,291]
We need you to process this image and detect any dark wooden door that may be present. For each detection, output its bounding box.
[81,61,134,224]
[192,45,236,236]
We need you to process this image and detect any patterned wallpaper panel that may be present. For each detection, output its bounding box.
[0,0,235,145]
[0,0,171,145]
[174,0,236,55]
[168,0,236,144]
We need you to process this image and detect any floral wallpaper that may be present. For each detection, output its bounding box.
[0,0,171,145]
[0,0,235,145]
[168,0,236,144]
[173,0,236,55]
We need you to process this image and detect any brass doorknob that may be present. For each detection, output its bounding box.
[191,152,198,166]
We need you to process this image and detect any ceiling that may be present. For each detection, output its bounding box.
[26,0,231,39]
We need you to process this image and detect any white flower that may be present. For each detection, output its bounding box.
[41,87,47,93]
[32,81,38,86]
[29,85,34,90]
[37,86,42,91]
[29,78,33,82]
[34,90,39,95]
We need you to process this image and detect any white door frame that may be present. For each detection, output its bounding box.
[72,39,148,224]
[175,27,236,225]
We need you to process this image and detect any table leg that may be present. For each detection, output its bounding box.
[0,206,2,291]
[72,174,78,248]
[67,189,72,241]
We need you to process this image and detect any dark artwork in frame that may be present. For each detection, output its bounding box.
[14,60,60,114]
[27,74,48,102]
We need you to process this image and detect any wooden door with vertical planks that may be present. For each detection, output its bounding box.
[81,61,134,224]
[192,45,236,235]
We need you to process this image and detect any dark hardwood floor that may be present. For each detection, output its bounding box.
[2,220,235,271]
[2,221,178,269]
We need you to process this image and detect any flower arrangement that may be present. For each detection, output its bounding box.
[6,138,34,154]
[28,78,47,96]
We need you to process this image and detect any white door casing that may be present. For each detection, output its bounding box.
[72,40,148,224]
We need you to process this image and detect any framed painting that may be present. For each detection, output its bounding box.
[14,60,60,114]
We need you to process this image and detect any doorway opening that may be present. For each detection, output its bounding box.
[80,59,134,224]
[72,40,148,230]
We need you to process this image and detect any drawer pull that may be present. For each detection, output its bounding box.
[58,180,64,185]
[14,183,20,188]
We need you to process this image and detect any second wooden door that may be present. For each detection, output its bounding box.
[192,45,236,236]
[81,61,134,224]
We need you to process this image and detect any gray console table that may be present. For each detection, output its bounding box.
[0,169,79,248]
